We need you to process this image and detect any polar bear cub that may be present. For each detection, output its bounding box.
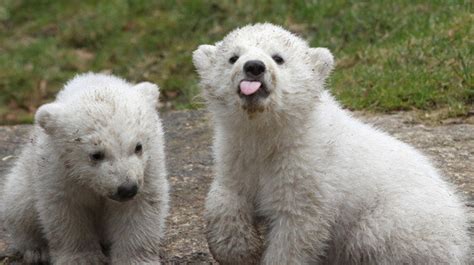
[2,73,169,264]
[193,23,471,264]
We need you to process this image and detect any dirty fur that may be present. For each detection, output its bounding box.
[193,23,471,264]
[2,73,169,264]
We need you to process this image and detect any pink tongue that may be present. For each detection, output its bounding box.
[239,81,261,95]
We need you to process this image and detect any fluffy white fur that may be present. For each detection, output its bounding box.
[193,23,471,264]
[2,73,169,264]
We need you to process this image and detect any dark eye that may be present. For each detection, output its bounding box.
[135,143,143,154]
[229,55,239,64]
[272,55,284,65]
[90,151,105,162]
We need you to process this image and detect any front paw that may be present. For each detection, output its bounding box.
[54,251,107,265]
[112,257,161,265]
[209,240,262,265]
[130,260,161,265]
[22,247,49,264]
[206,225,262,265]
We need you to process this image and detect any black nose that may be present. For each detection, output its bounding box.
[244,60,266,78]
[116,182,138,200]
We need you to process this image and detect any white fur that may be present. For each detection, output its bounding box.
[2,73,169,264]
[193,23,471,264]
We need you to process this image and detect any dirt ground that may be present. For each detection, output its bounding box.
[0,110,472,264]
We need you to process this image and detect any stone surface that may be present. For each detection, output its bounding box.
[0,110,472,264]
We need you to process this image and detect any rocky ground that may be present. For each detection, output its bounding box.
[0,110,472,264]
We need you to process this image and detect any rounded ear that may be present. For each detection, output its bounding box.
[35,103,64,135]
[192,44,217,76]
[309,47,334,81]
[134,82,160,110]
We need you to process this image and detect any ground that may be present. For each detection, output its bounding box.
[0,110,472,264]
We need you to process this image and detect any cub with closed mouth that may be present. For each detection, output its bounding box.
[2,73,169,264]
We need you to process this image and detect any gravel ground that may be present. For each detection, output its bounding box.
[0,110,472,264]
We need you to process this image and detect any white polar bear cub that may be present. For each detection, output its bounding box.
[193,23,470,265]
[2,73,169,264]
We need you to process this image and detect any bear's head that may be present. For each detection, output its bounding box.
[35,80,164,202]
[193,23,334,124]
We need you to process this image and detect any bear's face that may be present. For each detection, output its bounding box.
[35,83,162,202]
[193,23,334,121]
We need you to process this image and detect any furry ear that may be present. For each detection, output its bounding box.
[134,82,160,109]
[192,44,217,75]
[35,103,64,135]
[309,48,334,80]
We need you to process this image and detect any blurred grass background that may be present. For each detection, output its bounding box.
[0,0,472,124]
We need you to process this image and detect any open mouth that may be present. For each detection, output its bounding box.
[237,79,270,99]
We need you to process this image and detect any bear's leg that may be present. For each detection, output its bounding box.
[259,180,331,265]
[322,217,470,265]
[204,183,263,265]
[104,195,167,265]
[261,212,331,265]
[35,196,107,265]
[333,198,471,265]
[3,171,49,264]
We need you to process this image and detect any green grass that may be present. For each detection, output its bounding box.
[0,0,472,124]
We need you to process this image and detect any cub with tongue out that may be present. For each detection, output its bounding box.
[193,23,470,265]
[239,80,261,96]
